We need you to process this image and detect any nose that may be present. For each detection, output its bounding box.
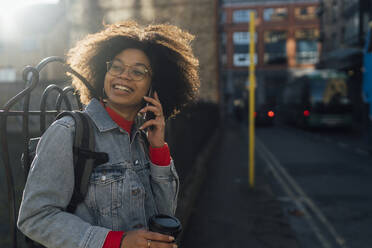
[118,66,132,79]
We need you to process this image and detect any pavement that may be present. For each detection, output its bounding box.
[179,119,300,248]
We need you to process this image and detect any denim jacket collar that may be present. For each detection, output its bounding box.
[85,98,118,132]
[85,98,145,134]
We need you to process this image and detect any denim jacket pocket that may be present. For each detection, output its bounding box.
[88,167,126,216]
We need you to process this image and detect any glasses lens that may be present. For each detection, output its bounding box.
[107,61,124,76]
[130,66,147,81]
[106,61,149,80]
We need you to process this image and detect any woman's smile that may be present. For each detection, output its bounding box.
[113,84,133,93]
[111,82,134,94]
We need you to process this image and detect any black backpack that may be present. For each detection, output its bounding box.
[22,111,108,247]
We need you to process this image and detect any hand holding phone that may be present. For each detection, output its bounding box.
[139,91,166,148]
[142,86,155,123]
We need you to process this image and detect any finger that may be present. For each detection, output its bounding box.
[147,240,177,248]
[139,106,163,117]
[154,91,161,102]
[142,231,175,242]
[143,96,161,108]
[139,119,161,130]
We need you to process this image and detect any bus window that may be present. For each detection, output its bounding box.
[323,78,347,104]
[310,78,326,103]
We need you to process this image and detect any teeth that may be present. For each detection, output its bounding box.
[114,85,131,92]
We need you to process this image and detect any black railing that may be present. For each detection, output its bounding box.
[0,56,86,248]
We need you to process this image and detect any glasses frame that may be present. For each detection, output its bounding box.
[106,60,151,81]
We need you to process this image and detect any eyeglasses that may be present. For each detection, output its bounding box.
[106,60,151,81]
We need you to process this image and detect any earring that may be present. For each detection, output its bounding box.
[101,87,108,102]
[102,88,107,98]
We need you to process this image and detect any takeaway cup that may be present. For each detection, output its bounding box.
[148,214,182,240]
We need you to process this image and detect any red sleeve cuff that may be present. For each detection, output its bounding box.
[102,231,125,248]
[149,143,171,166]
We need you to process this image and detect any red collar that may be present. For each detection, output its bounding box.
[104,104,134,135]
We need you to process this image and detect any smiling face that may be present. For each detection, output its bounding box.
[103,48,152,116]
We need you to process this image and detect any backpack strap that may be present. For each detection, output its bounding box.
[56,111,108,213]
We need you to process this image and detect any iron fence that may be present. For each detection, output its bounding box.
[0,56,87,248]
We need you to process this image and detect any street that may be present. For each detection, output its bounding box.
[181,121,372,248]
[256,124,372,248]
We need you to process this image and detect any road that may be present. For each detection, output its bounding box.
[181,121,299,248]
[256,124,372,248]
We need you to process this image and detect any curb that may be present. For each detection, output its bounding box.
[175,125,223,242]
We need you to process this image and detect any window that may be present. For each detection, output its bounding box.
[310,78,327,103]
[0,67,17,82]
[233,32,257,66]
[294,6,317,20]
[344,13,359,43]
[343,0,358,10]
[263,8,288,21]
[331,3,338,23]
[233,9,257,23]
[368,30,372,53]
[264,31,287,65]
[331,33,337,49]
[295,29,319,64]
[221,33,227,65]
[22,37,39,52]
[233,32,257,44]
[340,27,345,45]
[233,54,257,67]
[221,32,227,45]
[220,10,226,24]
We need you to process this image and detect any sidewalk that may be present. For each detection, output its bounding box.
[180,120,299,248]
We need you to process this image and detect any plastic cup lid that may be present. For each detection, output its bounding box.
[149,214,182,232]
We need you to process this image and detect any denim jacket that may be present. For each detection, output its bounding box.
[17,98,179,248]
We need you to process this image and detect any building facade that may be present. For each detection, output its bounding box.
[317,0,371,69]
[220,0,320,115]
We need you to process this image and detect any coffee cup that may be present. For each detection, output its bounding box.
[148,214,182,240]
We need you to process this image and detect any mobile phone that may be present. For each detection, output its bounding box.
[143,86,155,122]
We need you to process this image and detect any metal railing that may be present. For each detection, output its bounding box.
[0,56,87,248]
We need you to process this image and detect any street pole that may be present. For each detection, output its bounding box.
[249,11,256,188]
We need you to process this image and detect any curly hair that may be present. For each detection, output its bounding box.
[66,21,200,119]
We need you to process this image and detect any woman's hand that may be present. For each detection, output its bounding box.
[139,91,166,148]
[120,229,176,248]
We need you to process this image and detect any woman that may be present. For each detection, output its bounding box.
[17,21,199,248]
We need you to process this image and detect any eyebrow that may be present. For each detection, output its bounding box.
[113,58,149,68]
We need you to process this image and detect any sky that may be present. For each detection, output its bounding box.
[0,0,59,37]
[0,0,59,10]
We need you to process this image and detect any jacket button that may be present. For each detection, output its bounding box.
[132,188,140,196]
[134,160,139,165]
[133,224,143,229]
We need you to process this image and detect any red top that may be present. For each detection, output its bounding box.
[102,105,172,248]
[102,231,125,248]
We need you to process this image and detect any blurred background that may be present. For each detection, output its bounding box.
[1,0,372,247]
[1,0,371,136]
